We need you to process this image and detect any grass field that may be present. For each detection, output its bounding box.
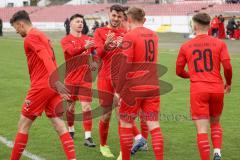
[0,32,239,160]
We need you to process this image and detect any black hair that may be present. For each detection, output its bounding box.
[110,4,124,13]
[10,10,31,25]
[69,13,89,35]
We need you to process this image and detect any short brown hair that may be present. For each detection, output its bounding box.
[127,7,145,23]
[10,10,31,25]
[110,4,124,13]
[192,13,211,26]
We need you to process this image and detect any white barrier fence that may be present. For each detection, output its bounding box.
[3,16,192,33]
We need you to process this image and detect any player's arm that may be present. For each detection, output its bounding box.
[220,42,232,93]
[93,29,106,59]
[61,38,86,56]
[116,34,134,94]
[27,36,70,99]
[176,46,190,78]
[27,36,56,76]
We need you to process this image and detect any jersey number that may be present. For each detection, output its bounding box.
[193,49,213,72]
[145,39,155,62]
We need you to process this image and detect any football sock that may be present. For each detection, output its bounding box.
[83,110,93,132]
[119,126,133,160]
[99,120,110,146]
[10,132,28,160]
[197,133,210,160]
[60,132,76,160]
[150,127,164,160]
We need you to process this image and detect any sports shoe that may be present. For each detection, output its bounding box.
[139,143,148,151]
[117,151,122,160]
[84,137,96,147]
[213,153,222,160]
[69,132,74,139]
[100,145,114,158]
[131,137,147,155]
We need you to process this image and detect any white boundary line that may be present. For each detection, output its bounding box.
[0,135,46,160]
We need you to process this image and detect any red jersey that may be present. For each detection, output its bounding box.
[176,34,230,93]
[94,27,126,79]
[24,28,57,88]
[118,27,159,93]
[61,34,91,84]
[211,17,220,29]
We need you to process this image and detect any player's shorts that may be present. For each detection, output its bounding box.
[190,93,224,120]
[119,97,160,123]
[97,78,115,107]
[66,82,92,102]
[21,87,64,121]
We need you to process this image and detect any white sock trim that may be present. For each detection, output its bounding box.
[85,131,91,139]
[134,134,142,141]
[214,148,221,157]
[68,126,75,132]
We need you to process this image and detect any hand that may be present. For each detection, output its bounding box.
[54,81,71,100]
[90,61,98,71]
[116,36,123,47]
[85,40,95,50]
[224,84,231,94]
[113,92,121,107]
[104,31,115,49]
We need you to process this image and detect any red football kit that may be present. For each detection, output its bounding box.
[117,26,160,123]
[61,34,92,102]
[118,27,164,160]
[211,17,220,29]
[21,28,62,120]
[94,26,126,107]
[176,34,232,120]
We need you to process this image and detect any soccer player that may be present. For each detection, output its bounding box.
[176,13,232,160]
[117,7,163,160]
[10,10,77,160]
[210,15,220,37]
[116,8,149,160]
[61,14,96,147]
[94,4,126,158]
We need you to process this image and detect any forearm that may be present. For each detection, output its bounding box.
[176,65,190,78]
[222,60,232,85]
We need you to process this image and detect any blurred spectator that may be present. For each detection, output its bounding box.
[210,15,220,37]
[218,15,226,39]
[105,21,109,26]
[0,18,2,36]
[226,16,237,39]
[64,18,70,35]
[233,21,240,39]
[100,21,105,27]
[92,20,99,32]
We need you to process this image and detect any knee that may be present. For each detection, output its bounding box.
[146,121,159,131]
[18,120,33,134]
[82,103,91,112]
[101,113,112,122]
[52,120,67,135]
[120,120,133,128]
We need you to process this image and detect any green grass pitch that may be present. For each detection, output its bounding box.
[0,32,239,160]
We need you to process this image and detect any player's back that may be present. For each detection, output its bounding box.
[180,34,228,84]
[121,27,159,95]
[126,27,158,63]
[24,28,57,87]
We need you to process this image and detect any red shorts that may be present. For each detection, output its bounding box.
[22,87,64,120]
[66,82,92,102]
[190,93,224,120]
[97,78,115,107]
[119,97,160,123]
